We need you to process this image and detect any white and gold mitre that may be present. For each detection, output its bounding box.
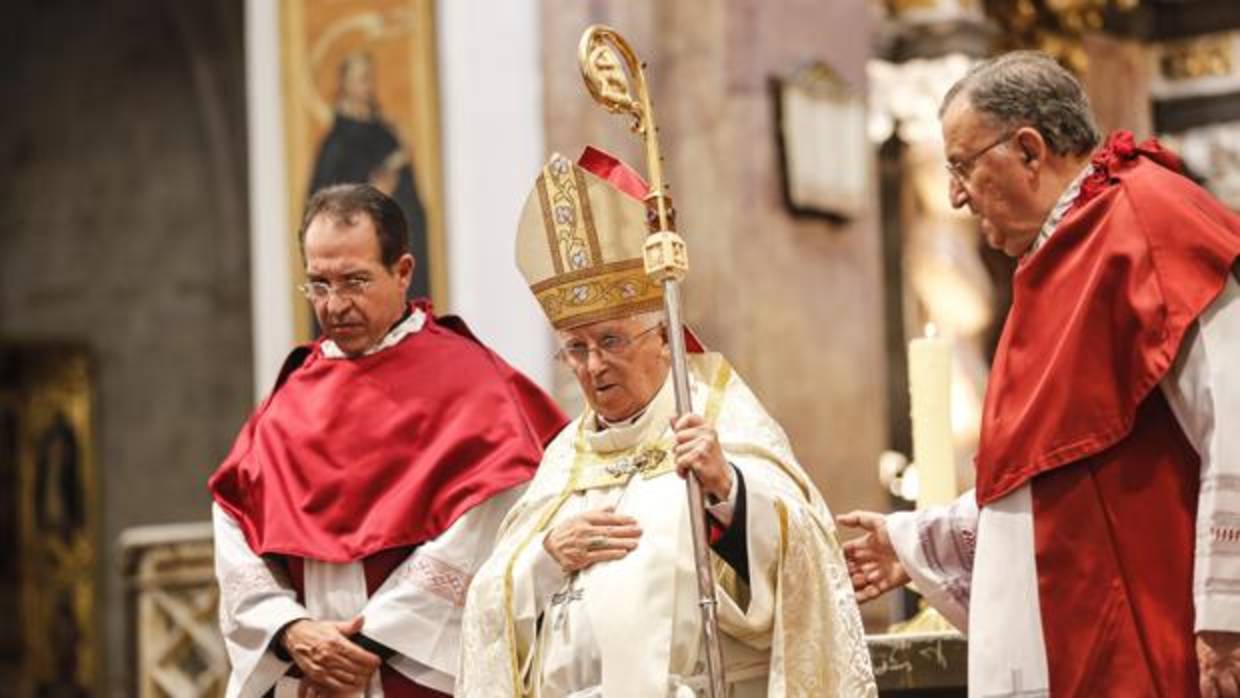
[516,146,664,330]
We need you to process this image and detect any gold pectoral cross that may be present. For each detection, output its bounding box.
[575,441,675,492]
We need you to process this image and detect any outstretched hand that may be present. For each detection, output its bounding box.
[836,510,910,603]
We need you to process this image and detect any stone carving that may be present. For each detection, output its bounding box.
[122,523,226,698]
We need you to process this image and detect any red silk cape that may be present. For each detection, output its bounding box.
[975,133,1240,504]
[973,133,1240,696]
[208,304,567,563]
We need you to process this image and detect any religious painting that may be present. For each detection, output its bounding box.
[0,345,100,697]
[281,0,445,340]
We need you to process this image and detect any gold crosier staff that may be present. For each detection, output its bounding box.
[577,25,727,698]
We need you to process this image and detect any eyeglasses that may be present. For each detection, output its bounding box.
[297,277,374,301]
[555,324,663,368]
[945,130,1016,184]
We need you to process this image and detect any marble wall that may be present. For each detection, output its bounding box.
[0,2,251,693]
[538,0,891,615]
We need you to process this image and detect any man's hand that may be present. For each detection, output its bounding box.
[1199,631,1240,698]
[672,413,732,501]
[836,510,910,603]
[544,508,641,573]
[282,616,380,693]
[297,679,355,698]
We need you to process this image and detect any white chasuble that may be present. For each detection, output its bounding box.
[458,353,876,698]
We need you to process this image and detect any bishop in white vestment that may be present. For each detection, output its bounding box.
[457,148,876,698]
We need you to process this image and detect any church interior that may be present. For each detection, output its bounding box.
[2,0,1238,695]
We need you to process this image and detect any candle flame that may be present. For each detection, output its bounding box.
[925,322,938,338]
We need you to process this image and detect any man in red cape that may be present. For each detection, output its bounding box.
[838,52,1240,697]
[208,183,566,697]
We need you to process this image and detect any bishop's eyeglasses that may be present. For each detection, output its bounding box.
[555,324,663,368]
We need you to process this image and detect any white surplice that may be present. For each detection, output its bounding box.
[888,264,1240,697]
[886,161,1240,696]
[213,307,526,697]
[214,485,524,698]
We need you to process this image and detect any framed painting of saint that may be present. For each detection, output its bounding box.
[281,0,445,340]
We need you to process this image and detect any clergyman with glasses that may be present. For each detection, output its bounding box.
[209,183,567,697]
[457,148,876,697]
[838,51,1240,697]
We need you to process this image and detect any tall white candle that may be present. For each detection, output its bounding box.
[909,325,956,508]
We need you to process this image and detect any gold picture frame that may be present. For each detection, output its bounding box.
[281,0,446,340]
[2,345,100,696]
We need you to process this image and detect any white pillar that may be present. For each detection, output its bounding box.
[438,0,553,389]
[244,0,294,400]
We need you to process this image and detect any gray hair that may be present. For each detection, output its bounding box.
[940,51,1101,157]
[630,309,667,328]
[553,309,668,340]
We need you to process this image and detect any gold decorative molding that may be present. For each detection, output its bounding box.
[981,0,1141,73]
[884,0,940,15]
[1159,34,1234,82]
[1150,31,1240,102]
[786,62,856,100]
[880,0,975,18]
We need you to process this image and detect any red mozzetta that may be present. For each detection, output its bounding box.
[975,132,1240,696]
[209,302,567,563]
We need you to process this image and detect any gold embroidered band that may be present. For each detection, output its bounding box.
[531,259,664,330]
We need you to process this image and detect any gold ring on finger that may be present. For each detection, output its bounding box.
[587,536,607,551]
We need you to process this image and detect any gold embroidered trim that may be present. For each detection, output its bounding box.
[574,439,675,491]
[540,155,595,274]
[502,424,587,696]
[529,259,644,292]
[776,498,790,560]
[535,173,564,276]
[703,357,733,425]
[533,261,664,330]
